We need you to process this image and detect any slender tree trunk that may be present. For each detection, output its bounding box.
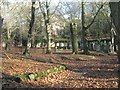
[31,35,35,48]
[45,2,51,54]
[45,23,51,54]
[38,1,51,54]
[23,1,35,55]
[70,23,78,54]
[5,28,11,51]
[0,16,3,50]
[111,27,115,53]
[81,1,88,54]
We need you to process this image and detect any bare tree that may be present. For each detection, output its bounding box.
[38,0,61,54]
[81,1,104,54]
[38,1,51,54]
[23,1,36,55]
[56,1,80,54]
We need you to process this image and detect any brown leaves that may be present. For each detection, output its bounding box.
[2,50,119,88]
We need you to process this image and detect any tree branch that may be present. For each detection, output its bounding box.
[50,1,61,18]
[38,1,46,20]
[85,4,104,30]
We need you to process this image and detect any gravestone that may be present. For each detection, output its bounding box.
[96,43,100,52]
[100,41,104,52]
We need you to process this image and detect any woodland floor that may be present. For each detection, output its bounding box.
[1,47,120,89]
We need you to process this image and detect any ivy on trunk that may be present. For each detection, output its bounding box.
[70,23,78,54]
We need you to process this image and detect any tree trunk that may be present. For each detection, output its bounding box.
[31,35,35,48]
[45,2,51,54]
[23,1,35,55]
[0,16,3,50]
[5,28,11,51]
[81,1,103,54]
[109,2,120,88]
[22,37,29,55]
[81,1,88,54]
[46,23,51,54]
[38,1,51,54]
[111,27,115,53]
[70,23,78,54]
[109,2,120,63]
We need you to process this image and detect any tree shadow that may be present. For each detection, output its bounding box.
[72,65,118,79]
[2,72,20,89]
[2,72,67,89]
[69,58,119,88]
[2,72,47,89]
[2,48,119,88]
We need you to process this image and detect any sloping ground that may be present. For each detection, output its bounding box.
[1,48,119,88]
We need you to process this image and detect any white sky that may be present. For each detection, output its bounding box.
[7,0,59,4]
[7,0,119,3]
[6,0,60,6]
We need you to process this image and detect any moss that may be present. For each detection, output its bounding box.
[5,65,66,82]
[59,55,70,60]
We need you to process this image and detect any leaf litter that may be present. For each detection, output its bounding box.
[1,49,119,88]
